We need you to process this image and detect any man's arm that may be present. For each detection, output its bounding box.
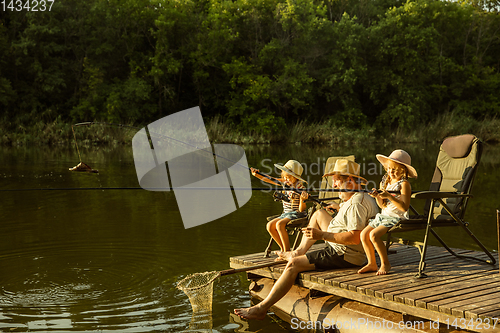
[322,229,362,245]
[303,228,362,245]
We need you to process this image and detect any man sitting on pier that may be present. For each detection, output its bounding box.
[234,159,378,320]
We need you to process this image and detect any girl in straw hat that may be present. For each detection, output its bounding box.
[250,160,308,253]
[358,149,418,275]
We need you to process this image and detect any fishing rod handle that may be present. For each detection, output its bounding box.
[252,170,325,206]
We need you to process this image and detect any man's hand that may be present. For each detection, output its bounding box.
[302,227,324,241]
[325,202,339,213]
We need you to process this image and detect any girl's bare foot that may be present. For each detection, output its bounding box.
[234,305,267,320]
[357,263,378,274]
[276,250,298,262]
[376,264,391,275]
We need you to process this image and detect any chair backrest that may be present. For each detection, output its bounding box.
[425,134,483,219]
[319,155,356,201]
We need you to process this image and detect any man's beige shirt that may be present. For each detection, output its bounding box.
[327,192,379,266]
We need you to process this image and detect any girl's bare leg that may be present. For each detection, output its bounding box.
[357,226,379,274]
[266,218,283,252]
[276,218,291,252]
[370,226,391,275]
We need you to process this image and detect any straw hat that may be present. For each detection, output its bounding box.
[376,149,418,178]
[274,160,307,183]
[322,159,367,184]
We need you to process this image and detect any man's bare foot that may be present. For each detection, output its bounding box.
[276,250,298,262]
[376,264,391,275]
[357,263,378,274]
[234,305,267,320]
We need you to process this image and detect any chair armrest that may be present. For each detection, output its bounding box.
[411,191,472,200]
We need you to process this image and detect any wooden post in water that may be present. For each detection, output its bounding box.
[497,210,500,274]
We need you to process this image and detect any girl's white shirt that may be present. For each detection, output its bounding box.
[381,179,409,219]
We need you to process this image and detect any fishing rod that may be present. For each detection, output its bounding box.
[0,187,426,195]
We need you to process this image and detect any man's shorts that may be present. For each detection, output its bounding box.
[305,244,359,270]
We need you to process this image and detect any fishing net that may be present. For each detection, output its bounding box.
[177,271,221,332]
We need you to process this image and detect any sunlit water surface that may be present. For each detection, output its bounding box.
[1,142,498,332]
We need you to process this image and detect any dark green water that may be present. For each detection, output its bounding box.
[0,142,498,332]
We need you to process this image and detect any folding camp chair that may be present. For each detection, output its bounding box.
[263,156,355,258]
[385,134,496,278]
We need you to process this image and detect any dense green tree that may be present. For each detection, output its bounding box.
[0,21,15,110]
[0,0,498,134]
[366,0,500,129]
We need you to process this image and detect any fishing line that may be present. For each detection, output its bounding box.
[71,124,82,163]
[71,121,330,205]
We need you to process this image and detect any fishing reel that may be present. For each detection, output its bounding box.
[273,191,290,203]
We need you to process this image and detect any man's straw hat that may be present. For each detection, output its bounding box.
[274,160,307,183]
[322,159,367,184]
[376,149,418,178]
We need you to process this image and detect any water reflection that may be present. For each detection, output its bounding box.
[0,142,498,332]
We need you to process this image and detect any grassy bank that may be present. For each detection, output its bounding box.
[206,112,500,145]
[1,112,499,146]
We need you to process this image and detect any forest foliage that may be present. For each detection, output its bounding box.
[1,0,499,137]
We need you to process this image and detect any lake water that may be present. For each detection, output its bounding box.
[0,141,498,332]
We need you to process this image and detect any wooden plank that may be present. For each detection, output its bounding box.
[398,269,498,302]
[314,270,348,283]
[384,246,422,264]
[419,273,500,310]
[478,308,500,323]
[409,275,500,310]
[390,261,498,306]
[232,252,265,261]
[466,303,500,320]
[424,288,499,315]
[306,269,340,283]
[359,255,472,299]
[456,297,500,320]
[315,269,359,287]
[438,291,500,316]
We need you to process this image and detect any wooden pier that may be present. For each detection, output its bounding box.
[230,243,500,332]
